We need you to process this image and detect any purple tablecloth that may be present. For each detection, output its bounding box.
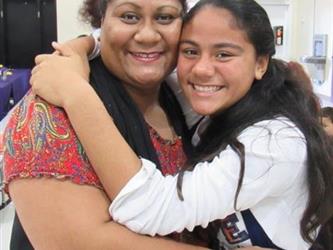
[0,69,31,120]
[11,69,31,102]
[0,78,12,120]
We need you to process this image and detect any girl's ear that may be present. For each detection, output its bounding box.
[255,55,269,80]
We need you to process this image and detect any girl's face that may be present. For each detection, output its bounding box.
[177,6,268,116]
[100,0,183,91]
[321,117,333,137]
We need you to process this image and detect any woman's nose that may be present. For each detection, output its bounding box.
[134,21,161,45]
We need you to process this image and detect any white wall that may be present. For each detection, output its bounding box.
[312,0,333,105]
[56,0,92,42]
[292,0,333,106]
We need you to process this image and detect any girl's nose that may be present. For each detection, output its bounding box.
[192,55,215,80]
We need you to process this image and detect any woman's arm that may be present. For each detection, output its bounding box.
[9,178,207,250]
[3,94,206,250]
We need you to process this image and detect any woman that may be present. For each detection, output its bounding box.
[29,0,333,249]
[3,0,210,249]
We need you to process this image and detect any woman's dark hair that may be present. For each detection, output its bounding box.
[177,0,333,248]
[79,0,188,29]
[321,107,333,122]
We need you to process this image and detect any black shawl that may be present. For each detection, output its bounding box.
[88,56,191,168]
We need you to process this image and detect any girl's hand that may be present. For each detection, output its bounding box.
[30,42,92,107]
[60,35,95,59]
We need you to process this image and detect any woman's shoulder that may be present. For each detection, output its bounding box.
[3,92,102,192]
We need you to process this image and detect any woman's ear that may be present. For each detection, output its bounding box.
[255,55,269,80]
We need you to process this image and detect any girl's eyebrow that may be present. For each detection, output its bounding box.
[179,40,198,46]
[213,42,243,52]
[179,40,243,52]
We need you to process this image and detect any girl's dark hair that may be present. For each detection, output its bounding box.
[321,107,333,122]
[177,0,333,247]
[79,0,188,29]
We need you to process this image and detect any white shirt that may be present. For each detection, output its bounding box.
[110,117,310,249]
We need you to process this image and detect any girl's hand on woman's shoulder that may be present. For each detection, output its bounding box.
[30,42,92,108]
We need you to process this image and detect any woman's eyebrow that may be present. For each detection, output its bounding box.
[156,5,182,12]
[114,2,140,11]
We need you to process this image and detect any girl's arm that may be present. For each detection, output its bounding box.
[59,28,102,59]
[31,44,306,236]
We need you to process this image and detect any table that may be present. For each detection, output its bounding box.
[0,69,31,120]
[10,69,31,103]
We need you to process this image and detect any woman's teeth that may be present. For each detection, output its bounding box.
[131,52,161,62]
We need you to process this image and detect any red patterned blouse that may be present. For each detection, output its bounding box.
[3,92,187,193]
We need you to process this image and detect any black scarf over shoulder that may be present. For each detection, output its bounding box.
[10,57,191,250]
[88,57,191,169]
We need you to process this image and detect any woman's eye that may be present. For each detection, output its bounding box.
[121,13,140,24]
[156,14,175,24]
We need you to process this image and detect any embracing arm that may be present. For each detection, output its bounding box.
[9,178,207,250]
[60,33,96,59]
[3,94,206,250]
[10,178,267,249]
[31,43,145,200]
[30,45,306,238]
[34,85,308,237]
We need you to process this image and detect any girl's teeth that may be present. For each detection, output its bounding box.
[193,84,222,92]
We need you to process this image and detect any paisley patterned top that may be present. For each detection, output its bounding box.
[3,92,187,193]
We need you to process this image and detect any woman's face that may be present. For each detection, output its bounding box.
[100,0,183,91]
[177,6,268,116]
[322,117,333,137]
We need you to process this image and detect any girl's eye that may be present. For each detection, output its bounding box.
[156,14,175,24]
[182,48,198,57]
[216,52,232,60]
[121,13,140,24]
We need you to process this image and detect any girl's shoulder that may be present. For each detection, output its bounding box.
[236,116,307,165]
[240,116,304,141]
